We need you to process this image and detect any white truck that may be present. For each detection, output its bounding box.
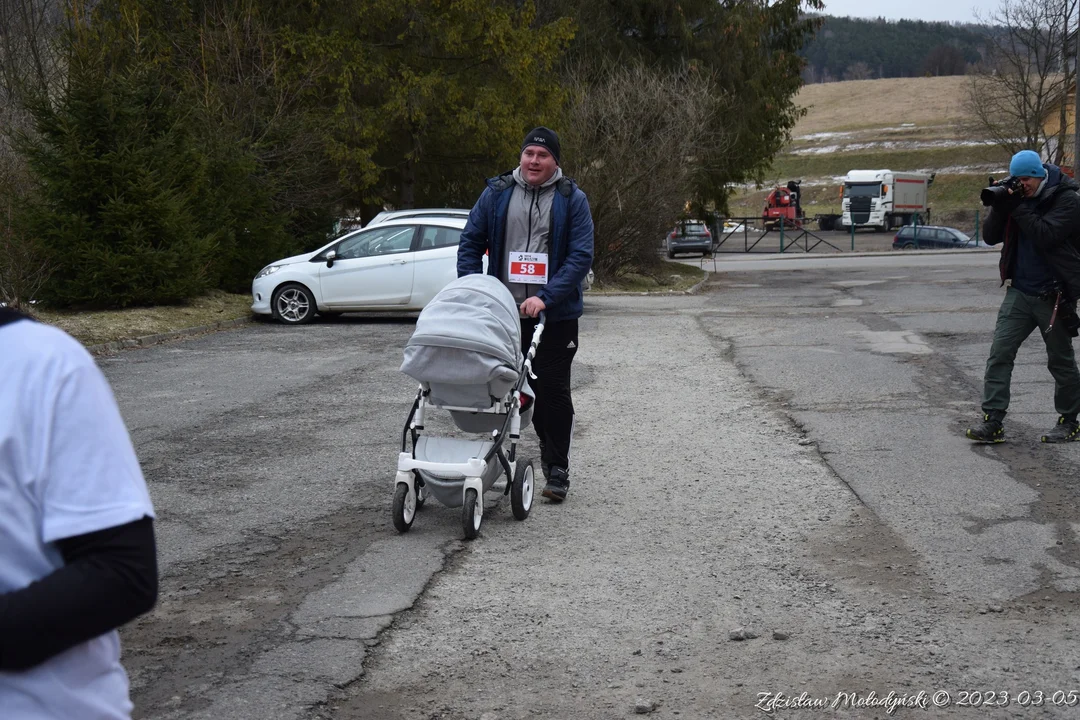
[839,169,934,231]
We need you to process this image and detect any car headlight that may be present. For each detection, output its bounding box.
[255,264,282,280]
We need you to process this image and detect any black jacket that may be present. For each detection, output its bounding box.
[983,166,1080,301]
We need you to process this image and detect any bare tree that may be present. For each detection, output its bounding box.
[0,0,65,310]
[0,214,52,310]
[965,0,1078,161]
[560,62,734,280]
[842,62,874,81]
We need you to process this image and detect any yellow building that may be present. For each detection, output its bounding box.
[1042,82,1077,174]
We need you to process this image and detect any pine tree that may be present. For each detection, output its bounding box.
[17,3,215,308]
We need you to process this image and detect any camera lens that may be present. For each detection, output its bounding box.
[981,185,1009,207]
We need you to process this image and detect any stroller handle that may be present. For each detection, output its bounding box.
[522,312,546,386]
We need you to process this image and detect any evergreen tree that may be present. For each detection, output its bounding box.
[282,0,574,214]
[536,0,823,212]
[17,3,215,308]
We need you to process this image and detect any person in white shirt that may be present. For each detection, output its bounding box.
[0,308,158,720]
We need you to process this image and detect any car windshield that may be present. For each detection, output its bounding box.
[845,183,881,199]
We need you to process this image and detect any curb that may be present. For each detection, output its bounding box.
[86,316,253,356]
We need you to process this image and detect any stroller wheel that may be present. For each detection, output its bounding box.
[462,488,482,540]
[511,460,534,520]
[392,482,415,533]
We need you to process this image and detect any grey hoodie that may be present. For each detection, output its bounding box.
[502,166,564,305]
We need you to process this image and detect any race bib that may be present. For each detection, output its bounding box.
[508,251,548,284]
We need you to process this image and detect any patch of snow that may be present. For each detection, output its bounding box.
[790,138,996,156]
[920,165,1008,174]
[796,131,856,141]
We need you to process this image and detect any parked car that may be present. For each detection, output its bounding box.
[367,208,471,227]
[252,212,594,324]
[892,225,992,250]
[666,220,713,258]
[252,217,469,324]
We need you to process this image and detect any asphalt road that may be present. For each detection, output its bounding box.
[103,252,1080,719]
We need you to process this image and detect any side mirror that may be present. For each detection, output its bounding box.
[326,250,337,268]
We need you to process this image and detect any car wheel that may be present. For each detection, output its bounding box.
[900,242,916,251]
[271,283,316,325]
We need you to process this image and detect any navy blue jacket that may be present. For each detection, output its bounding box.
[458,170,594,322]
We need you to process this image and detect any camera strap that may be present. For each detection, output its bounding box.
[1045,291,1063,335]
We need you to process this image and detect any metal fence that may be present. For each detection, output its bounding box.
[705,216,847,255]
[674,210,992,271]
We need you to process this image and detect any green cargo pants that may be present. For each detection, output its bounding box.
[982,286,1080,415]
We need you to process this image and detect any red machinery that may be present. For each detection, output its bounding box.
[762,185,804,230]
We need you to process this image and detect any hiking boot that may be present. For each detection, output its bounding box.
[966,411,1005,443]
[1042,416,1080,443]
[541,466,569,502]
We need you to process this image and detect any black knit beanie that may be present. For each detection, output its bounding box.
[521,127,561,165]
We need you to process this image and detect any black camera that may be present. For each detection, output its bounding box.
[981,175,1023,207]
[1062,303,1080,338]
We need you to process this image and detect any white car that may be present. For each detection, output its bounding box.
[252,217,469,324]
[367,208,471,226]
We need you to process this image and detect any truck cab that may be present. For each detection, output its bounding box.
[841,170,933,231]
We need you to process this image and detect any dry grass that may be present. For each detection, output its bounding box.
[33,290,252,346]
[793,76,972,135]
[593,260,706,293]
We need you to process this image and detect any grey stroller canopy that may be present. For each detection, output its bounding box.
[401,274,532,412]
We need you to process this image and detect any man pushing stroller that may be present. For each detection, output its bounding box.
[457,127,594,502]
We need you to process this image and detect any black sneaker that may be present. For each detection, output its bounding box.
[541,466,569,502]
[1042,416,1080,443]
[966,411,1005,443]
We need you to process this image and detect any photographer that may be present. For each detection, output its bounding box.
[967,150,1080,444]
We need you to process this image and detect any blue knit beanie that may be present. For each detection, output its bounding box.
[1009,150,1046,178]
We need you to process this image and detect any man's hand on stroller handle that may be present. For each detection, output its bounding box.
[520,296,546,318]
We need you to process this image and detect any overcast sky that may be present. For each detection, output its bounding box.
[818,0,999,24]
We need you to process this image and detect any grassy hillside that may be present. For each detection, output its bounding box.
[792,76,972,134]
[729,76,1008,234]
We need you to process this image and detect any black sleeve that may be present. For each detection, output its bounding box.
[0,516,158,671]
[1012,190,1080,255]
[982,206,1007,246]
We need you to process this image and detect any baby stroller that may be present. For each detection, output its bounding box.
[394,274,545,539]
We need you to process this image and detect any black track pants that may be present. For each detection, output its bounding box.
[521,318,578,472]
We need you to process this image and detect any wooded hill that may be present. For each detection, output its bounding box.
[801,15,993,83]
